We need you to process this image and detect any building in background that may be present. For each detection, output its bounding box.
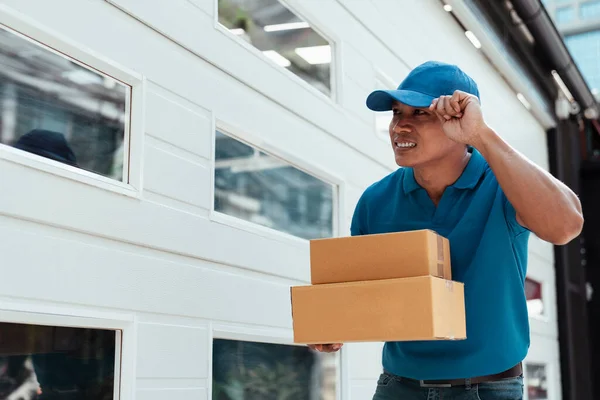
[448,1,600,399]
[543,0,600,95]
[542,1,600,398]
[0,1,595,400]
[542,1,600,399]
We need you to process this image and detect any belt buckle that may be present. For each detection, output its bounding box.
[419,380,452,388]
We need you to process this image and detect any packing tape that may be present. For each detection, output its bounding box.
[437,235,444,262]
[437,263,444,277]
[445,280,454,292]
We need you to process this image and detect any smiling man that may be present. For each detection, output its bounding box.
[309,61,584,399]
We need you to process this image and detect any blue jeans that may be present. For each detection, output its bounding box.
[373,371,524,400]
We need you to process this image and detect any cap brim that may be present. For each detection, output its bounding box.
[366,90,436,111]
[13,144,77,167]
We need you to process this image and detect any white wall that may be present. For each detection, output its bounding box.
[0,0,559,399]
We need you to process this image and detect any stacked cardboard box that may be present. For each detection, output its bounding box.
[291,230,466,344]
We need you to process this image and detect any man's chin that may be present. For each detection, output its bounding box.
[394,155,418,168]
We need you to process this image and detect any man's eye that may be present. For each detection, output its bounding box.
[414,109,426,116]
[392,109,400,115]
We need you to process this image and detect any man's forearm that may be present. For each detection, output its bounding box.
[473,128,583,245]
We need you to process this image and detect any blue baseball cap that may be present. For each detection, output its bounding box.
[14,129,78,167]
[366,61,480,111]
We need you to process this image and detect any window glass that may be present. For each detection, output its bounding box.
[580,1,600,20]
[214,130,335,240]
[526,363,548,400]
[555,6,576,25]
[0,24,129,181]
[218,0,333,96]
[0,322,118,400]
[525,277,545,318]
[212,339,337,400]
[565,31,600,92]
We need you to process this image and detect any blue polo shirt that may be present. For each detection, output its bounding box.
[350,149,530,380]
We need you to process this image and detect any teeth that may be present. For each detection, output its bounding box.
[396,142,416,148]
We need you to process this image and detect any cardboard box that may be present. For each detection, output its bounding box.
[310,230,451,285]
[291,276,465,344]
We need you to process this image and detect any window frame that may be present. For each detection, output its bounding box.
[0,5,146,198]
[523,361,552,400]
[0,299,136,400]
[213,0,342,104]
[525,275,549,322]
[210,118,343,245]
[210,324,345,400]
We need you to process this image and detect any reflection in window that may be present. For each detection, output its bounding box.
[555,6,576,25]
[580,1,600,20]
[0,322,118,400]
[565,31,600,92]
[0,24,129,181]
[218,0,333,96]
[526,363,548,400]
[525,277,544,318]
[214,131,334,240]
[212,339,336,400]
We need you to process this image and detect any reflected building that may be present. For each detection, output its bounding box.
[543,0,600,96]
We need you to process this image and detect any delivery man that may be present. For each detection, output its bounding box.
[309,61,583,399]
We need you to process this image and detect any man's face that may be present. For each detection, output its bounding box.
[388,101,464,167]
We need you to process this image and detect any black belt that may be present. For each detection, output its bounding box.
[398,363,523,388]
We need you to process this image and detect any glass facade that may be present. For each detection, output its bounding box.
[565,31,600,91]
[212,339,336,400]
[581,1,600,20]
[543,1,600,92]
[543,0,578,4]
[555,6,576,25]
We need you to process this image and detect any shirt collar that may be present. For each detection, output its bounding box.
[402,148,487,194]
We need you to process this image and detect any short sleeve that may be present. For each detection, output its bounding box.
[502,192,529,236]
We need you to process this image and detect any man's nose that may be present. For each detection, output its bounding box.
[391,120,411,133]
